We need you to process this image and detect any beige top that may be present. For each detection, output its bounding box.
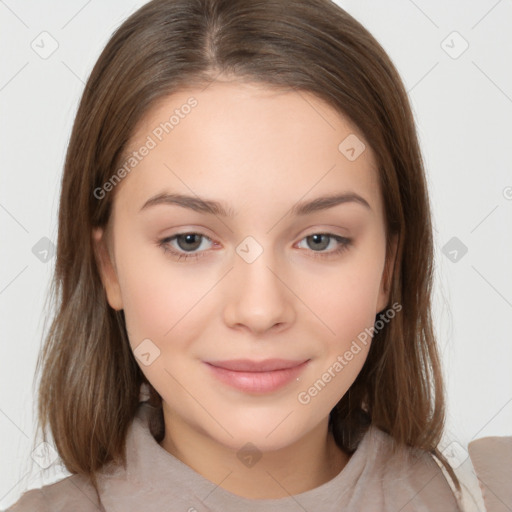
[467,435,512,512]
[6,401,466,512]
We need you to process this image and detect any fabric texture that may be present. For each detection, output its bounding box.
[6,399,468,512]
[467,435,512,512]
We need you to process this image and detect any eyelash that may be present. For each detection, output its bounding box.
[157,232,352,262]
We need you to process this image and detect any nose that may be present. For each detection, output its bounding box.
[222,247,295,335]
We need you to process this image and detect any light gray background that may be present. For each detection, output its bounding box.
[1,0,511,508]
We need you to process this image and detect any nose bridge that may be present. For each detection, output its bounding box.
[235,234,282,297]
[223,234,293,331]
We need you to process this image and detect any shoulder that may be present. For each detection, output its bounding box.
[366,426,463,511]
[5,473,102,512]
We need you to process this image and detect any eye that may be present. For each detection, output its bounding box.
[158,233,215,262]
[157,232,352,262]
[296,233,352,260]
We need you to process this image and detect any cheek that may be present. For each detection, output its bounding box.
[114,243,182,344]
[302,254,384,343]
[295,266,381,411]
[116,246,216,355]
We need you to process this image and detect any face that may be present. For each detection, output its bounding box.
[93,80,397,453]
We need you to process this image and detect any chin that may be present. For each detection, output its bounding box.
[206,412,312,452]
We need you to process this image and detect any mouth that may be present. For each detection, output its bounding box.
[204,358,310,394]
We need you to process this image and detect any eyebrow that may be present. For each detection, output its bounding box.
[139,192,371,217]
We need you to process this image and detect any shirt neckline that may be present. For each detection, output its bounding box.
[98,401,379,512]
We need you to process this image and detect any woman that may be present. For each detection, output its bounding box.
[7,0,468,510]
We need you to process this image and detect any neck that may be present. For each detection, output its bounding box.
[159,409,351,499]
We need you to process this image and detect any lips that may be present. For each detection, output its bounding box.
[206,358,308,372]
[204,358,310,393]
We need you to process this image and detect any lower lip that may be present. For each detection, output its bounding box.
[204,361,309,394]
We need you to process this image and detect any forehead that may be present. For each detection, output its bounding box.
[112,80,383,222]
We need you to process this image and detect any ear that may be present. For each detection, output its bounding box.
[92,227,124,311]
[376,232,399,315]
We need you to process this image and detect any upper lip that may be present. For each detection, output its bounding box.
[205,358,309,372]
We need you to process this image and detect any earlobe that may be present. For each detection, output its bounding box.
[376,233,399,314]
[92,227,124,311]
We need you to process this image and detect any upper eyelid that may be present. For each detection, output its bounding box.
[163,230,347,239]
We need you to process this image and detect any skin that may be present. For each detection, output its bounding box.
[92,79,397,499]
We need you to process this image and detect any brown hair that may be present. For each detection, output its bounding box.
[33,0,461,498]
